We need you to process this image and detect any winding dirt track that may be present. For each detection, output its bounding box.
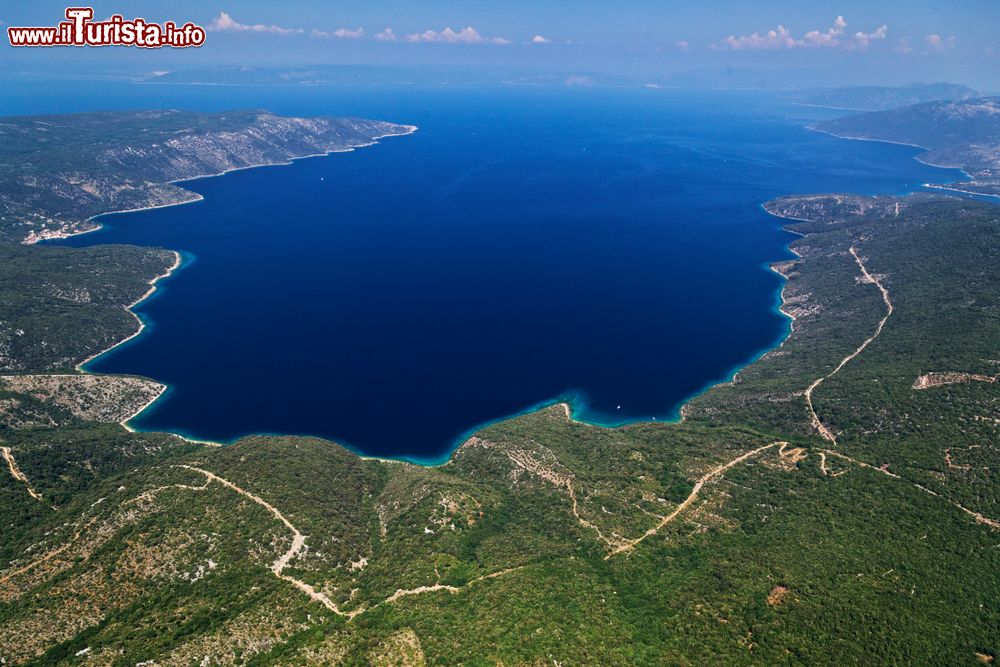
[606,442,783,558]
[174,465,518,618]
[487,438,628,551]
[804,246,894,445]
[566,479,629,551]
[823,451,1000,529]
[790,248,999,530]
[0,515,99,587]
[175,465,363,619]
[8,235,995,616]
[1,446,46,504]
[817,451,830,475]
[603,238,997,560]
[369,566,525,612]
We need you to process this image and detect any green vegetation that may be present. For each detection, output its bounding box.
[1,109,999,664]
[0,243,175,373]
[817,97,1000,195]
[0,109,412,242]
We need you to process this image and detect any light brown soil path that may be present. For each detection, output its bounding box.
[1,445,46,504]
[3,463,523,616]
[175,465,365,619]
[823,451,1000,529]
[565,479,629,551]
[174,465,519,619]
[606,442,783,558]
[0,543,69,588]
[944,448,972,471]
[0,515,98,587]
[465,436,629,551]
[795,249,999,530]
[805,246,894,445]
[370,566,525,611]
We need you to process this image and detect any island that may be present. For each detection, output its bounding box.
[792,82,979,111]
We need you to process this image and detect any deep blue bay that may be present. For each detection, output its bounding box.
[39,85,964,462]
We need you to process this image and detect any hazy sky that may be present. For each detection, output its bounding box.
[3,1,999,88]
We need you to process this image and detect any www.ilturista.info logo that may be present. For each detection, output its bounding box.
[8,8,206,48]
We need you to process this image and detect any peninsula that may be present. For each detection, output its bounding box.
[816,97,1000,197]
[0,109,415,244]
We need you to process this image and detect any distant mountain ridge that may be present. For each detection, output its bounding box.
[648,67,820,90]
[794,83,980,111]
[143,65,635,88]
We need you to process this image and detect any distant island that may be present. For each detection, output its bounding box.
[141,65,635,89]
[0,109,415,244]
[792,82,979,111]
[816,97,1000,196]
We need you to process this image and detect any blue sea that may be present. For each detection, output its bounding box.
[6,82,963,462]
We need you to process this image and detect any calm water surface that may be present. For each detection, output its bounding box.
[14,83,962,461]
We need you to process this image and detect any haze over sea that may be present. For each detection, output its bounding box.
[7,83,962,462]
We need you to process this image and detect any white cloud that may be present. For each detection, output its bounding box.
[375,28,398,41]
[531,35,551,44]
[716,24,798,50]
[675,40,690,51]
[335,27,365,39]
[925,34,955,52]
[209,12,303,36]
[715,16,887,51]
[853,24,888,49]
[802,15,847,48]
[894,34,957,56]
[404,26,509,45]
[312,27,365,39]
